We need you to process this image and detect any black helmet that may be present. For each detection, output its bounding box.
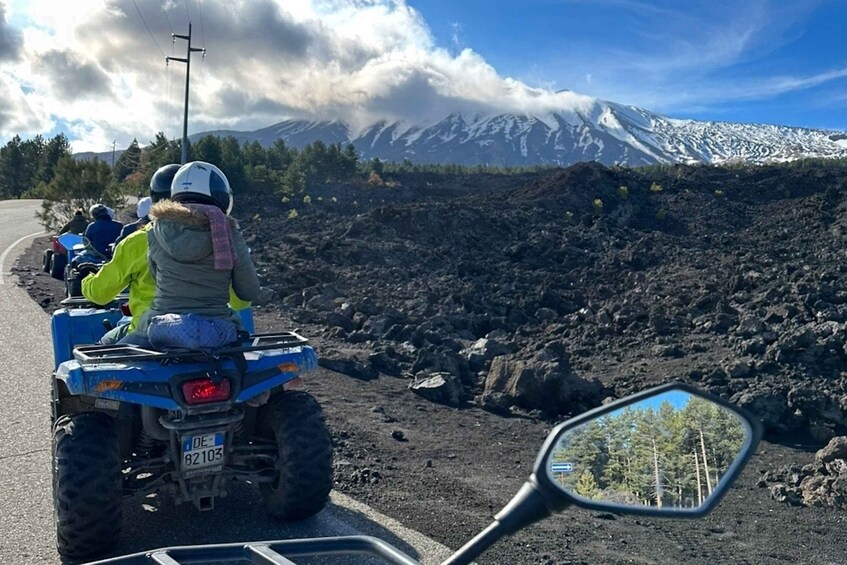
[171,161,233,214]
[150,164,181,203]
[89,203,109,219]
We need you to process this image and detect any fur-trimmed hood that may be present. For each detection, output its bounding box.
[148,200,238,263]
[149,200,238,229]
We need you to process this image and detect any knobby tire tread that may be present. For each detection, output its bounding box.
[53,412,122,560]
[258,391,333,521]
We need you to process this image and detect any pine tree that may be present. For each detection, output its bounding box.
[574,469,599,499]
[0,135,25,198]
[113,139,142,182]
[41,134,72,184]
[36,157,122,231]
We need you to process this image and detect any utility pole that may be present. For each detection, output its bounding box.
[166,23,205,164]
[111,140,116,167]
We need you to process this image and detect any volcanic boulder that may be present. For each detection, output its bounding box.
[480,341,602,415]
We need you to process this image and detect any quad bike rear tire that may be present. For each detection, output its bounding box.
[257,391,333,521]
[49,252,67,281]
[42,249,53,273]
[52,412,122,560]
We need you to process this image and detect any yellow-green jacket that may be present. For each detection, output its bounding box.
[82,223,250,332]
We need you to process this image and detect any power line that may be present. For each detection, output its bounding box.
[158,0,174,35]
[196,0,205,46]
[166,58,173,140]
[184,0,191,21]
[132,0,166,57]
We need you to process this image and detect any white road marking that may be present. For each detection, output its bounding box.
[0,230,45,285]
[329,491,454,563]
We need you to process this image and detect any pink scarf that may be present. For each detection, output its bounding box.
[186,203,239,271]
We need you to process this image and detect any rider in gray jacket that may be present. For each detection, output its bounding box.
[122,161,260,345]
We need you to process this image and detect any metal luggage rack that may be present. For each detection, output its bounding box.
[72,332,310,365]
[59,294,130,309]
[88,535,418,564]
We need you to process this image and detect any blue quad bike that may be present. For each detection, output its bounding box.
[43,233,109,298]
[50,296,333,561]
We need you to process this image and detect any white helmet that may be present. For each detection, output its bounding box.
[170,161,233,214]
[136,196,152,219]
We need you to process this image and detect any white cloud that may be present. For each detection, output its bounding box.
[0,0,843,152]
[0,0,607,151]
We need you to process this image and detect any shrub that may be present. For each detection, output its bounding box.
[656,208,667,221]
[593,199,604,215]
[714,189,725,197]
[565,210,574,221]
[617,186,629,199]
[650,182,663,193]
[368,171,384,186]
[288,209,299,220]
[303,195,312,205]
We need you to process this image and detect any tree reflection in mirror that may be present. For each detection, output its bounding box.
[546,390,749,510]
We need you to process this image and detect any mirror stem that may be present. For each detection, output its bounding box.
[440,521,504,565]
[441,481,559,565]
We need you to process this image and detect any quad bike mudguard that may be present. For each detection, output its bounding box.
[55,334,317,410]
[51,303,124,368]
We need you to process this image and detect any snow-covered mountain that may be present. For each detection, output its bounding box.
[199,98,847,167]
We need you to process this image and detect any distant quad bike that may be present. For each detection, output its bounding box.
[47,233,109,298]
[43,235,69,280]
[49,297,333,560]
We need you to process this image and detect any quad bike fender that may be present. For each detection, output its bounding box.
[51,307,124,368]
[236,345,318,403]
[55,345,318,410]
[55,361,181,410]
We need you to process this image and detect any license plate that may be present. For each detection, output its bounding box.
[181,432,226,475]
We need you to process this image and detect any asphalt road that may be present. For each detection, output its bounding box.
[0,199,451,565]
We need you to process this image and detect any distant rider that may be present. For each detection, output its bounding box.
[83,203,123,257]
[114,196,152,247]
[58,209,88,235]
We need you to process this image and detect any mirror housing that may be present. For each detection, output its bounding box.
[531,383,762,518]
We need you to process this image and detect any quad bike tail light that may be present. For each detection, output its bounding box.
[182,378,231,405]
[120,303,132,316]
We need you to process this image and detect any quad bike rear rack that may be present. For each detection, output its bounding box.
[72,332,311,365]
[86,535,419,565]
[59,293,130,309]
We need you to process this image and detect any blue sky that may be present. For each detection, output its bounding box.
[0,0,844,152]
[623,390,692,413]
[409,0,847,130]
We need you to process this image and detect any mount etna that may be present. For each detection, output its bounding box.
[77,94,847,169]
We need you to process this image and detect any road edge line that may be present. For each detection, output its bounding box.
[0,230,46,285]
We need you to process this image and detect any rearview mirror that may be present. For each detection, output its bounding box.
[534,383,761,517]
